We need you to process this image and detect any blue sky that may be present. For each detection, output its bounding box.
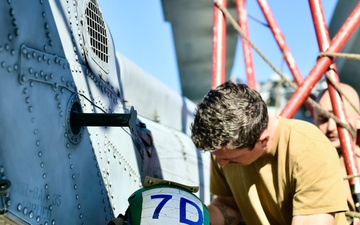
[98,1,338,94]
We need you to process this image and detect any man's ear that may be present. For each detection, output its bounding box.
[259,132,270,147]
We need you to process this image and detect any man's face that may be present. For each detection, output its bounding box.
[314,91,358,150]
[211,141,266,167]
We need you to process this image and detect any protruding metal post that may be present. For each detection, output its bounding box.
[70,106,137,131]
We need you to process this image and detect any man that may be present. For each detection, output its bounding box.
[191,81,348,225]
[314,82,360,213]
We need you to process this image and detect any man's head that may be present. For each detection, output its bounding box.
[191,81,268,152]
[314,83,360,150]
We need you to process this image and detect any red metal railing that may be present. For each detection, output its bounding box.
[235,0,257,90]
[309,0,360,213]
[212,0,227,89]
[257,0,314,116]
[280,2,360,118]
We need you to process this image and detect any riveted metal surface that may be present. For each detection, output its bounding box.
[0,1,115,224]
[0,0,210,224]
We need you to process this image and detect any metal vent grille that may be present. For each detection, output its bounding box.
[85,0,108,63]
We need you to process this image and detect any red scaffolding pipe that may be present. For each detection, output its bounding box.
[236,0,257,90]
[257,0,314,116]
[257,0,303,85]
[309,0,360,212]
[212,0,227,88]
[280,1,360,118]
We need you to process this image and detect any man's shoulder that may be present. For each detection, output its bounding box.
[281,117,315,126]
[277,117,334,152]
[279,117,322,135]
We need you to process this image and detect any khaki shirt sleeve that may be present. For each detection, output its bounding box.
[210,154,233,196]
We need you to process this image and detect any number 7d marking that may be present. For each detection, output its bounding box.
[150,194,172,219]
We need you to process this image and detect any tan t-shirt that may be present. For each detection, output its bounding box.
[211,117,348,224]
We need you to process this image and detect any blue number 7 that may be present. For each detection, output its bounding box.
[151,194,172,219]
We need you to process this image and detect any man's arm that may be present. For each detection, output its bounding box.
[207,195,243,225]
[292,213,335,225]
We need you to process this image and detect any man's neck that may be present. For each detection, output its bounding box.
[264,114,280,150]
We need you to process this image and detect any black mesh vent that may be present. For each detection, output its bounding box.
[85,0,109,63]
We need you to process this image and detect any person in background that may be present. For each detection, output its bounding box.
[191,80,348,225]
[314,82,360,214]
